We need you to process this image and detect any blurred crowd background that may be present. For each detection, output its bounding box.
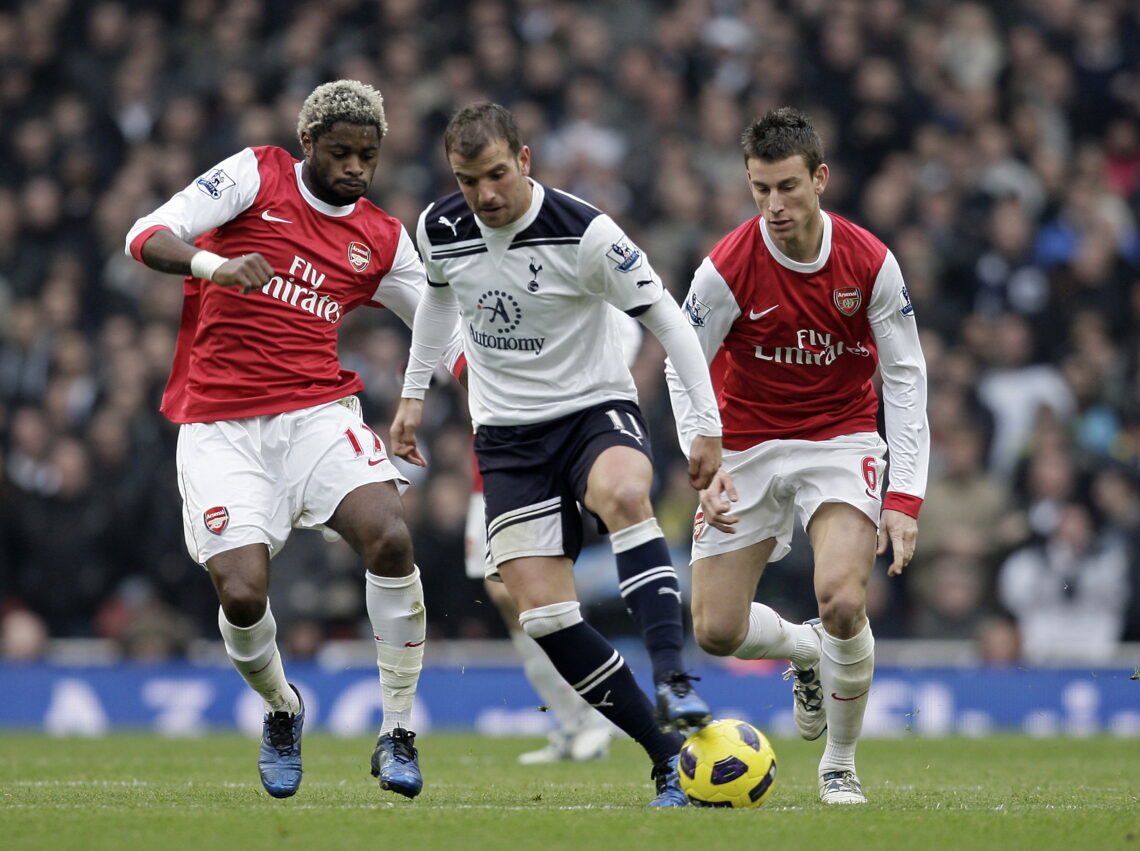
[1,0,1139,667]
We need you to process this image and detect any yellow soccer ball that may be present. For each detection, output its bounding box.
[677,719,777,808]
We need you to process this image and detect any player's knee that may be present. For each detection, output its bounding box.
[217,584,267,627]
[600,482,653,527]
[817,590,865,639]
[362,520,414,575]
[693,614,743,657]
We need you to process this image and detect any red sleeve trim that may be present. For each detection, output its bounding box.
[883,492,922,518]
[451,352,467,380]
[129,225,172,262]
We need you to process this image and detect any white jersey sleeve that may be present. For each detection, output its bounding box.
[867,249,929,501]
[402,208,461,398]
[665,256,740,454]
[124,148,261,249]
[641,297,721,448]
[370,225,426,327]
[578,214,663,314]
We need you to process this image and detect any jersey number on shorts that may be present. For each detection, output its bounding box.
[606,409,644,445]
[862,456,880,500]
[344,424,386,461]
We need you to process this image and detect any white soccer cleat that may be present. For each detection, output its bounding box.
[818,769,866,804]
[518,731,572,765]
[784,618,826,741]
[518,723,611,765]
[567,722,611,762]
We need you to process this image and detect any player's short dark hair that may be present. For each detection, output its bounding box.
[296,79,387,144]
[741,107,824,174]
[444,102,521,160]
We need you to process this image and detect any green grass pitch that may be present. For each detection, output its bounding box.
[1,733,1136,850]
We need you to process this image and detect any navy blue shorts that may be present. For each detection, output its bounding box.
[474,400,652,568]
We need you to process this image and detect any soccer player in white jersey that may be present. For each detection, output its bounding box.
[390,102,723,807]
[667,107,929,805]
[124,80,457,800]
[464,309,642,766]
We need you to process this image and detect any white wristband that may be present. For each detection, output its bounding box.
[190,250,228,281]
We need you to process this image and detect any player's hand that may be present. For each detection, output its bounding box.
[213,254,274,294]
[698,468,738,533]
[389,398,427,467]
[878,509,918,576]
[688,434,723,490]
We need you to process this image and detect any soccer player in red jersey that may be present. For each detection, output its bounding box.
[124,80,454,800]
[667,108,929,804]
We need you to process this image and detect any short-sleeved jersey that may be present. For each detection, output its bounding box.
[416,181,661,427]
[125,146,428,424]
[673,210,929,508]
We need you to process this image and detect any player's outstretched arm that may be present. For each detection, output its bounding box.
[139,230,272,294]
[390,398,426,467]
[877,509,918,576]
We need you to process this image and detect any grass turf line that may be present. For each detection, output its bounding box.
[0,734,1136,850]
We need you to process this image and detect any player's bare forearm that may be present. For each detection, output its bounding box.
[688,434,723,490]
[877,509,918,576]
[698,467,738,533]
[140,231,272,294]
[390,397,426,466]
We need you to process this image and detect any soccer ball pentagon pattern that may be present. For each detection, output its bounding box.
[678,719,777,808]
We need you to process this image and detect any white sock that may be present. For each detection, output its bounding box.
[366,568,426,735]
[732,603,820,668]
[819,621,875,774]
[217,603,298,713]
[509,627,597,733]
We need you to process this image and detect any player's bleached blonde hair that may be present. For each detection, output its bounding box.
[296,79,388,144]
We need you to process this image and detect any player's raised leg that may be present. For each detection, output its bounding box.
[584,443,710,732]
[208,545,304,799]
[328,481,425,799]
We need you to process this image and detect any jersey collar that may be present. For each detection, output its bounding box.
[759,210,832,273]
[293,162,358,217]
[477,178,544,241]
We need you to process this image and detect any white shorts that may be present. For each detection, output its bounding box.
[176,397,408,565]
[691,432,887,564]
[464,492,492,580]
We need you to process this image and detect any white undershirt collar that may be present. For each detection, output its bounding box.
[294,162,357,217]
[760,210,832,273]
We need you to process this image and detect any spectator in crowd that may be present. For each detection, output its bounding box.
[998,500,1129,663]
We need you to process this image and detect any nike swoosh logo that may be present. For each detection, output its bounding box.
[831,690,869,702]
[261,210,292,223]
[404,640,425,648]
[749,304,779,320]
[367,458,385,466]
[248,650,277,675]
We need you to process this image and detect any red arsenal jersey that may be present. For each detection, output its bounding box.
[668,210,929,507]
[126,146,427,423]
[705,212,884,447]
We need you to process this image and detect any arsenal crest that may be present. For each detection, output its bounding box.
[833,286,861,316]
[204,506,229,535]
[347,242,371,272]
[692,510,707,542]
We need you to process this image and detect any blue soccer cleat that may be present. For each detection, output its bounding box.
[648,753,688,807]
[371,727,423,799]
[654,671,712,732]
[258,684,304,798]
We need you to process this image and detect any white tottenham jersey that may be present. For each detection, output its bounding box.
[407,181,709,429]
